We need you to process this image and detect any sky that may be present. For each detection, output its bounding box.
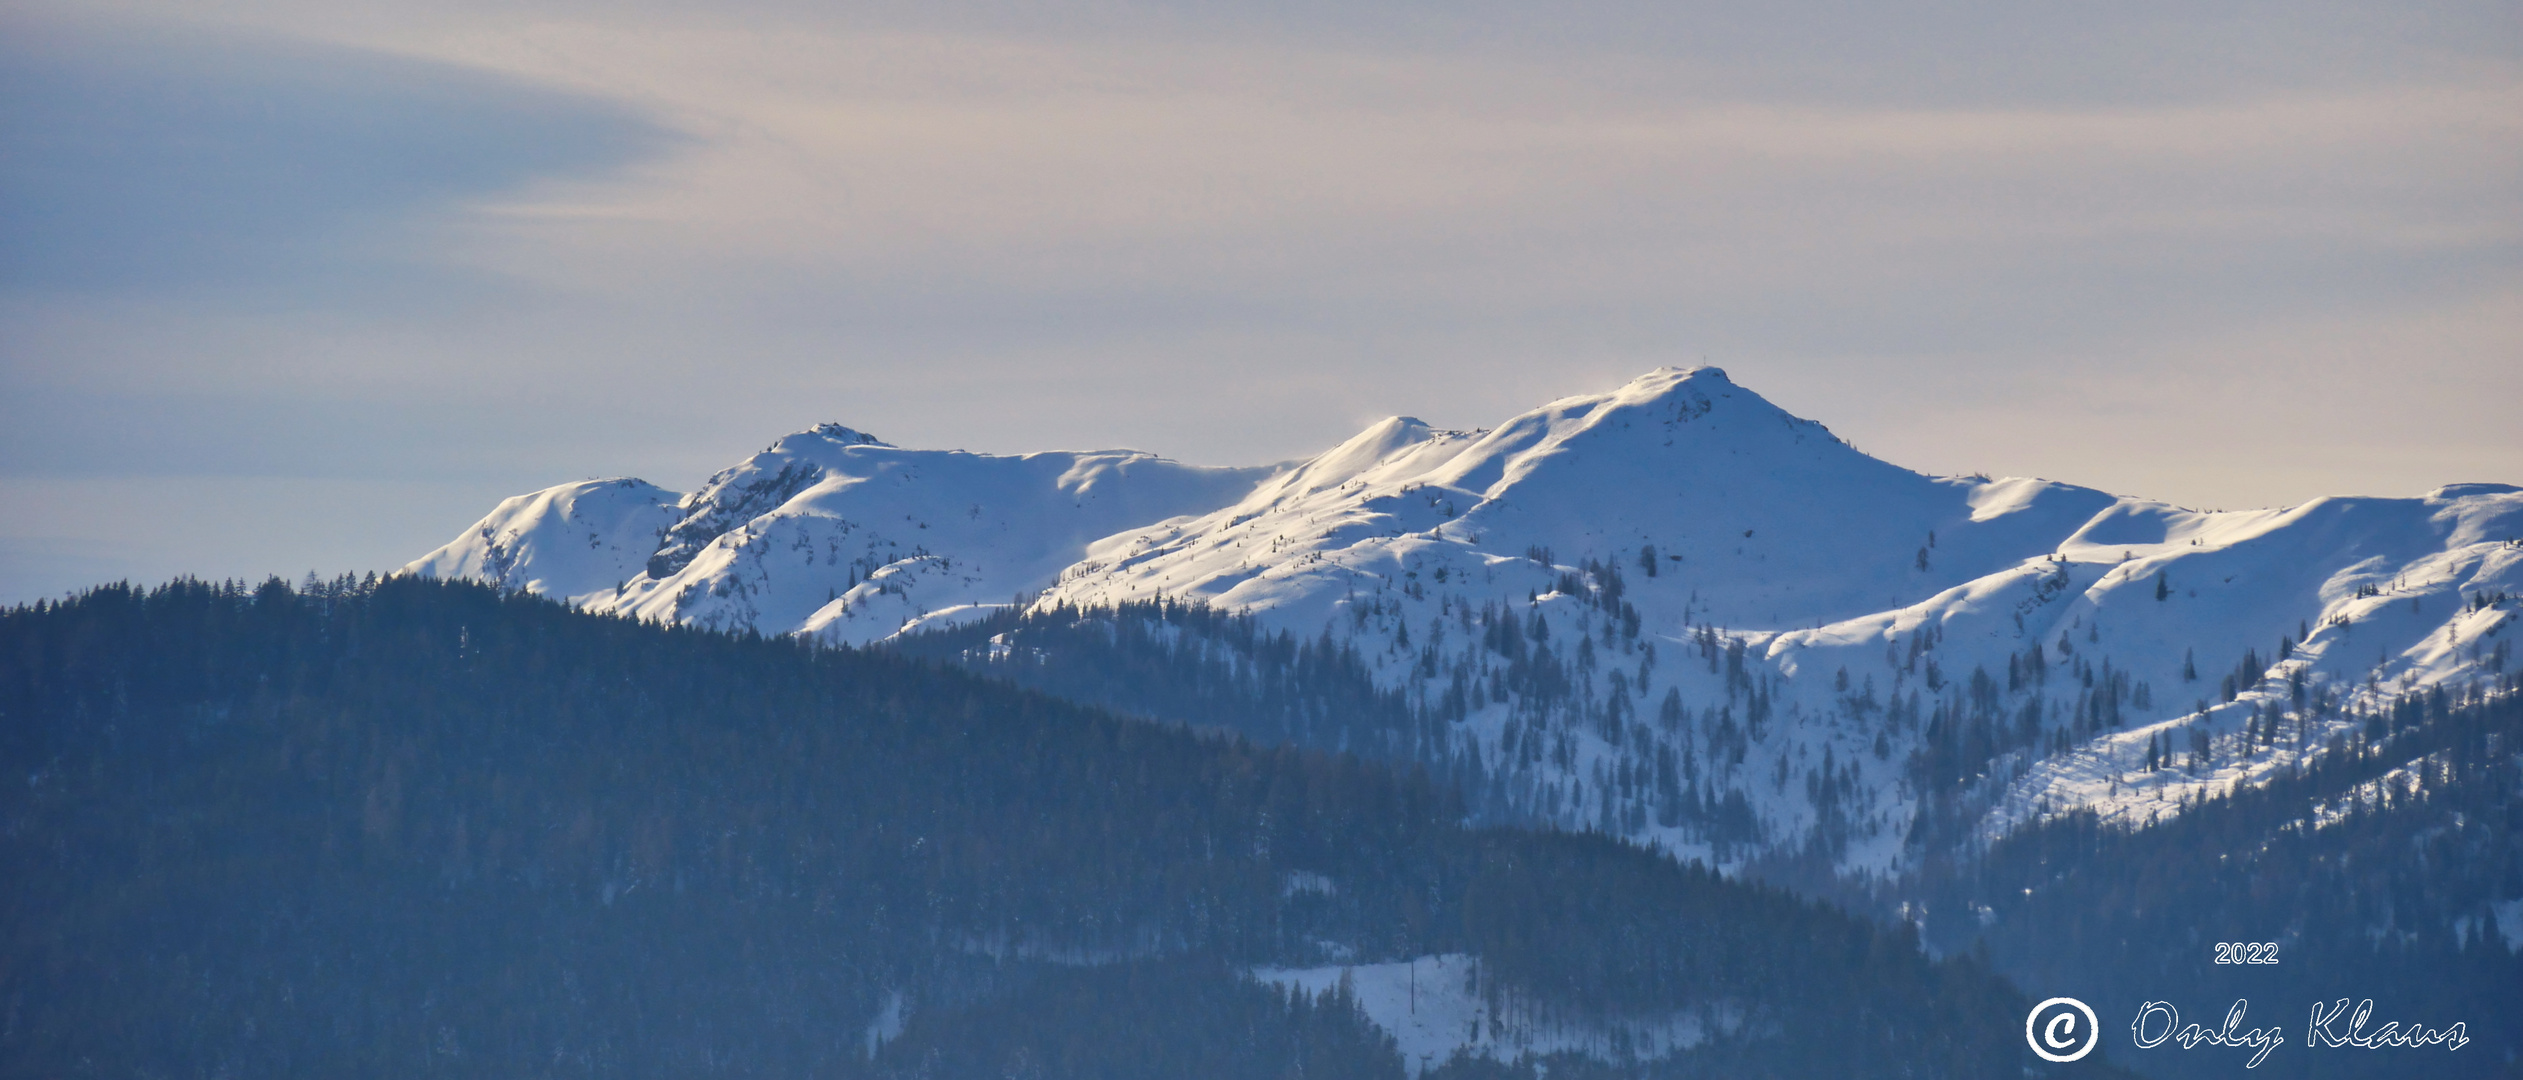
[3,0,2518,604]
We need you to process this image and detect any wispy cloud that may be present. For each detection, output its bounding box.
[0,13,676,295]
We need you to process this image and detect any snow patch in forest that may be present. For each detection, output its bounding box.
[1250,954,1726,1075]
[2494,898,2523,952]
[863,989,906,1060]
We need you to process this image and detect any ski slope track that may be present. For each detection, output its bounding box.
[407,369,2523,875]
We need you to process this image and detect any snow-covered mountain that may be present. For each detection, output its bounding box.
[402,477,686,602]
[408,422,1278,641]
[406,369,2522,873]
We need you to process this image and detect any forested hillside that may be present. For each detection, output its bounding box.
[1894,682,2523,1078]
[888,600,1447,786]
[902,594,2523,1077]
[894,599,1773,857]
[0,577,2123,1077]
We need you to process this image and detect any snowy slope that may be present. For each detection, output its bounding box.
[1039,368,2115,631]
[404,423,1279,644]
[1032,368,2523,872]
[401,478,683,603]
[1973,485,2523,841]
[406,370,2522,872]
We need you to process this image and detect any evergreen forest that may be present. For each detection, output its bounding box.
[0,577,2124,1077]
[1891,682,2523,1079]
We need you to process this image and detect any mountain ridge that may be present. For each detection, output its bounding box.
[405,368,2523,874]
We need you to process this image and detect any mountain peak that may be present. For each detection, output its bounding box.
[1466,364,1828,479]
[1607,365,1735,400]
[1646,363,1728,384]
[806,422,891,447]
[1605,364,1762,413]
